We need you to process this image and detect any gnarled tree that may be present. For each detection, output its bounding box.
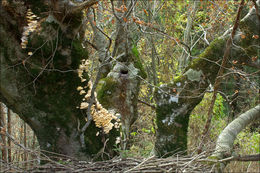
[0,0,117,160]
[154,1,260,157]
[0,0,146,160]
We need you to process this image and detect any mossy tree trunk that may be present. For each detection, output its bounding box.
[0,0,117,160]
[154,3,260,157]
[96,1,147,150]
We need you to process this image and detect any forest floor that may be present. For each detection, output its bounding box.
[1,151,214,172]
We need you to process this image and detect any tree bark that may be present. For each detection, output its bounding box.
[213,104,260,159]
[154,2,260,157]
[0,103,7,161]
[0,0,116,160]
[7,108,11,163]
[209,105,260,172]
[23,122,27,168]
[96,0,146,150]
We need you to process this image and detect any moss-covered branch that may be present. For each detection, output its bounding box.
[154,2,260,157]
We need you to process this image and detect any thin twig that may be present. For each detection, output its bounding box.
[124,155,155,173]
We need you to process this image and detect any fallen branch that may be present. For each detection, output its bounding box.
[224,153,260,162]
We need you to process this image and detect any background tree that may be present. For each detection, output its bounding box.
[7,108,11,163]
[178,0,199,71]
[0,103,7,161]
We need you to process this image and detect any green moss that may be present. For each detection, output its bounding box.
[83,123,103,155]
[27,34,53,56]
[97,77,118,109]
[26,21,87,73]
[1,5,120,159]
[185,38,226,83]
[156,102,190,156]
[173,75,185,83]
[71,40,88,61]
[33,71,85,134]
[156,104,176,134]
[132,46,147,79]
[156,103,189,133]
[153,39,227,156]
[26,22,89,135]
[154,70,205,156]
[83,122,119,160]
[190,38,225,69]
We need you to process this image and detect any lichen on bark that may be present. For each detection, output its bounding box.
[154,37,230,157]
[132,45,147,79]
[154,2,260,156]
[96,44,146,149]
[97,77,118,109]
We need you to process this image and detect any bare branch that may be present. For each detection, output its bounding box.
[213,104,260,159]
[138,99,156,109]
[197,0,245,154]
[252,0,260,22]
[67,0,99,14]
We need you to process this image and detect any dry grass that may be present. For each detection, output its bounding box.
[225,161,260,173]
